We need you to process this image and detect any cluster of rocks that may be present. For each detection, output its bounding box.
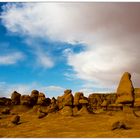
[0,72,140,118]
[10,90,52,107]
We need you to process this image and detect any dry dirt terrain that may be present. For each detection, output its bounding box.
[1,108,140,138]
[0,72,140,138]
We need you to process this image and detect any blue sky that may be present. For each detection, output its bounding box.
[0,3,140,97]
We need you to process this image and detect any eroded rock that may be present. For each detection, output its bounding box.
[11,91,21,105]
[116,72,134,105]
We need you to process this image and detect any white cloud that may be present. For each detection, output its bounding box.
[0,52,25,65]
[36,50,54,69]
[43,85,64,91]
[1,3,140,90]
[0,82,65,98]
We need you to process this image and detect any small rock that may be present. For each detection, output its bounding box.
[38,112,47,119]
[11,115,20,125]
[111,121,127,130]
[1,108,10,114]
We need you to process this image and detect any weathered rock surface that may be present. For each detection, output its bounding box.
[88,93,116,111]
[30,90,39,105]
[0,97,11,106]
[20,95,32,106]
[37,93,46,105]
[57,89,73,109]
[77,105,90,115]
[47,103,58,113]
[74,92,84,106]
[116,72,134,105]
[51,97,56,104]
[73,106,78,115]
[60,106,73,116]
[134,98,140,107]
[101,100,108,107]
[11,91,21,105]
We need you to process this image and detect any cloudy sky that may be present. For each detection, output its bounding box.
[0,2,140,97]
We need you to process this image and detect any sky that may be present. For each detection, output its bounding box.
[0,2,140,98]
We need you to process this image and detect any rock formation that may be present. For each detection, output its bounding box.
[37,93,46,105]
[74,92,90,115]
[47,97,58,113]
[74,92,84,106]
[1,107,10,114]
[56,89,74,116]
[60,106,73,116]
[57,89,73,110]
[30,90,39,105]
[0,97,11,106]
[115,72,134,105]
[20,95,32,106]
[88,93,116,111]
[11,91,21,105]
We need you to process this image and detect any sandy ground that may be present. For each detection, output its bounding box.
[1,108,140,138]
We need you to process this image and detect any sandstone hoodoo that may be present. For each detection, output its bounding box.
[11,91,21,105]
[115,72,134,106]
[78,98,89,114]
[30,90,39,105]
[57,89,73,110]
[74,92,84,106]
[37,93,46,105]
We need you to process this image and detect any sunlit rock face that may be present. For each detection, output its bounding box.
[116,72,134,105]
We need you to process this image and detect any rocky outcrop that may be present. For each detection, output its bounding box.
[56,89,74,116]
[134,88,140,108]
[88,94,103,110]
[37,93,46,105]
[116,72,134,105]
[107,103,123,111]
[88,93,116,111]
[134,98,140,107]
[57,89,73,110]
[0,97,11,106]
[1,107,10,114]
[74,92,84,106]
[74,92,90,115]
[20,95,32,106]
[47,97,58,113]
[11,91,21,105]
[101,100,108,110]
[60,106,73,116]
[77,105,90,115]
[134,88,140,97]
[30,90,39,105]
